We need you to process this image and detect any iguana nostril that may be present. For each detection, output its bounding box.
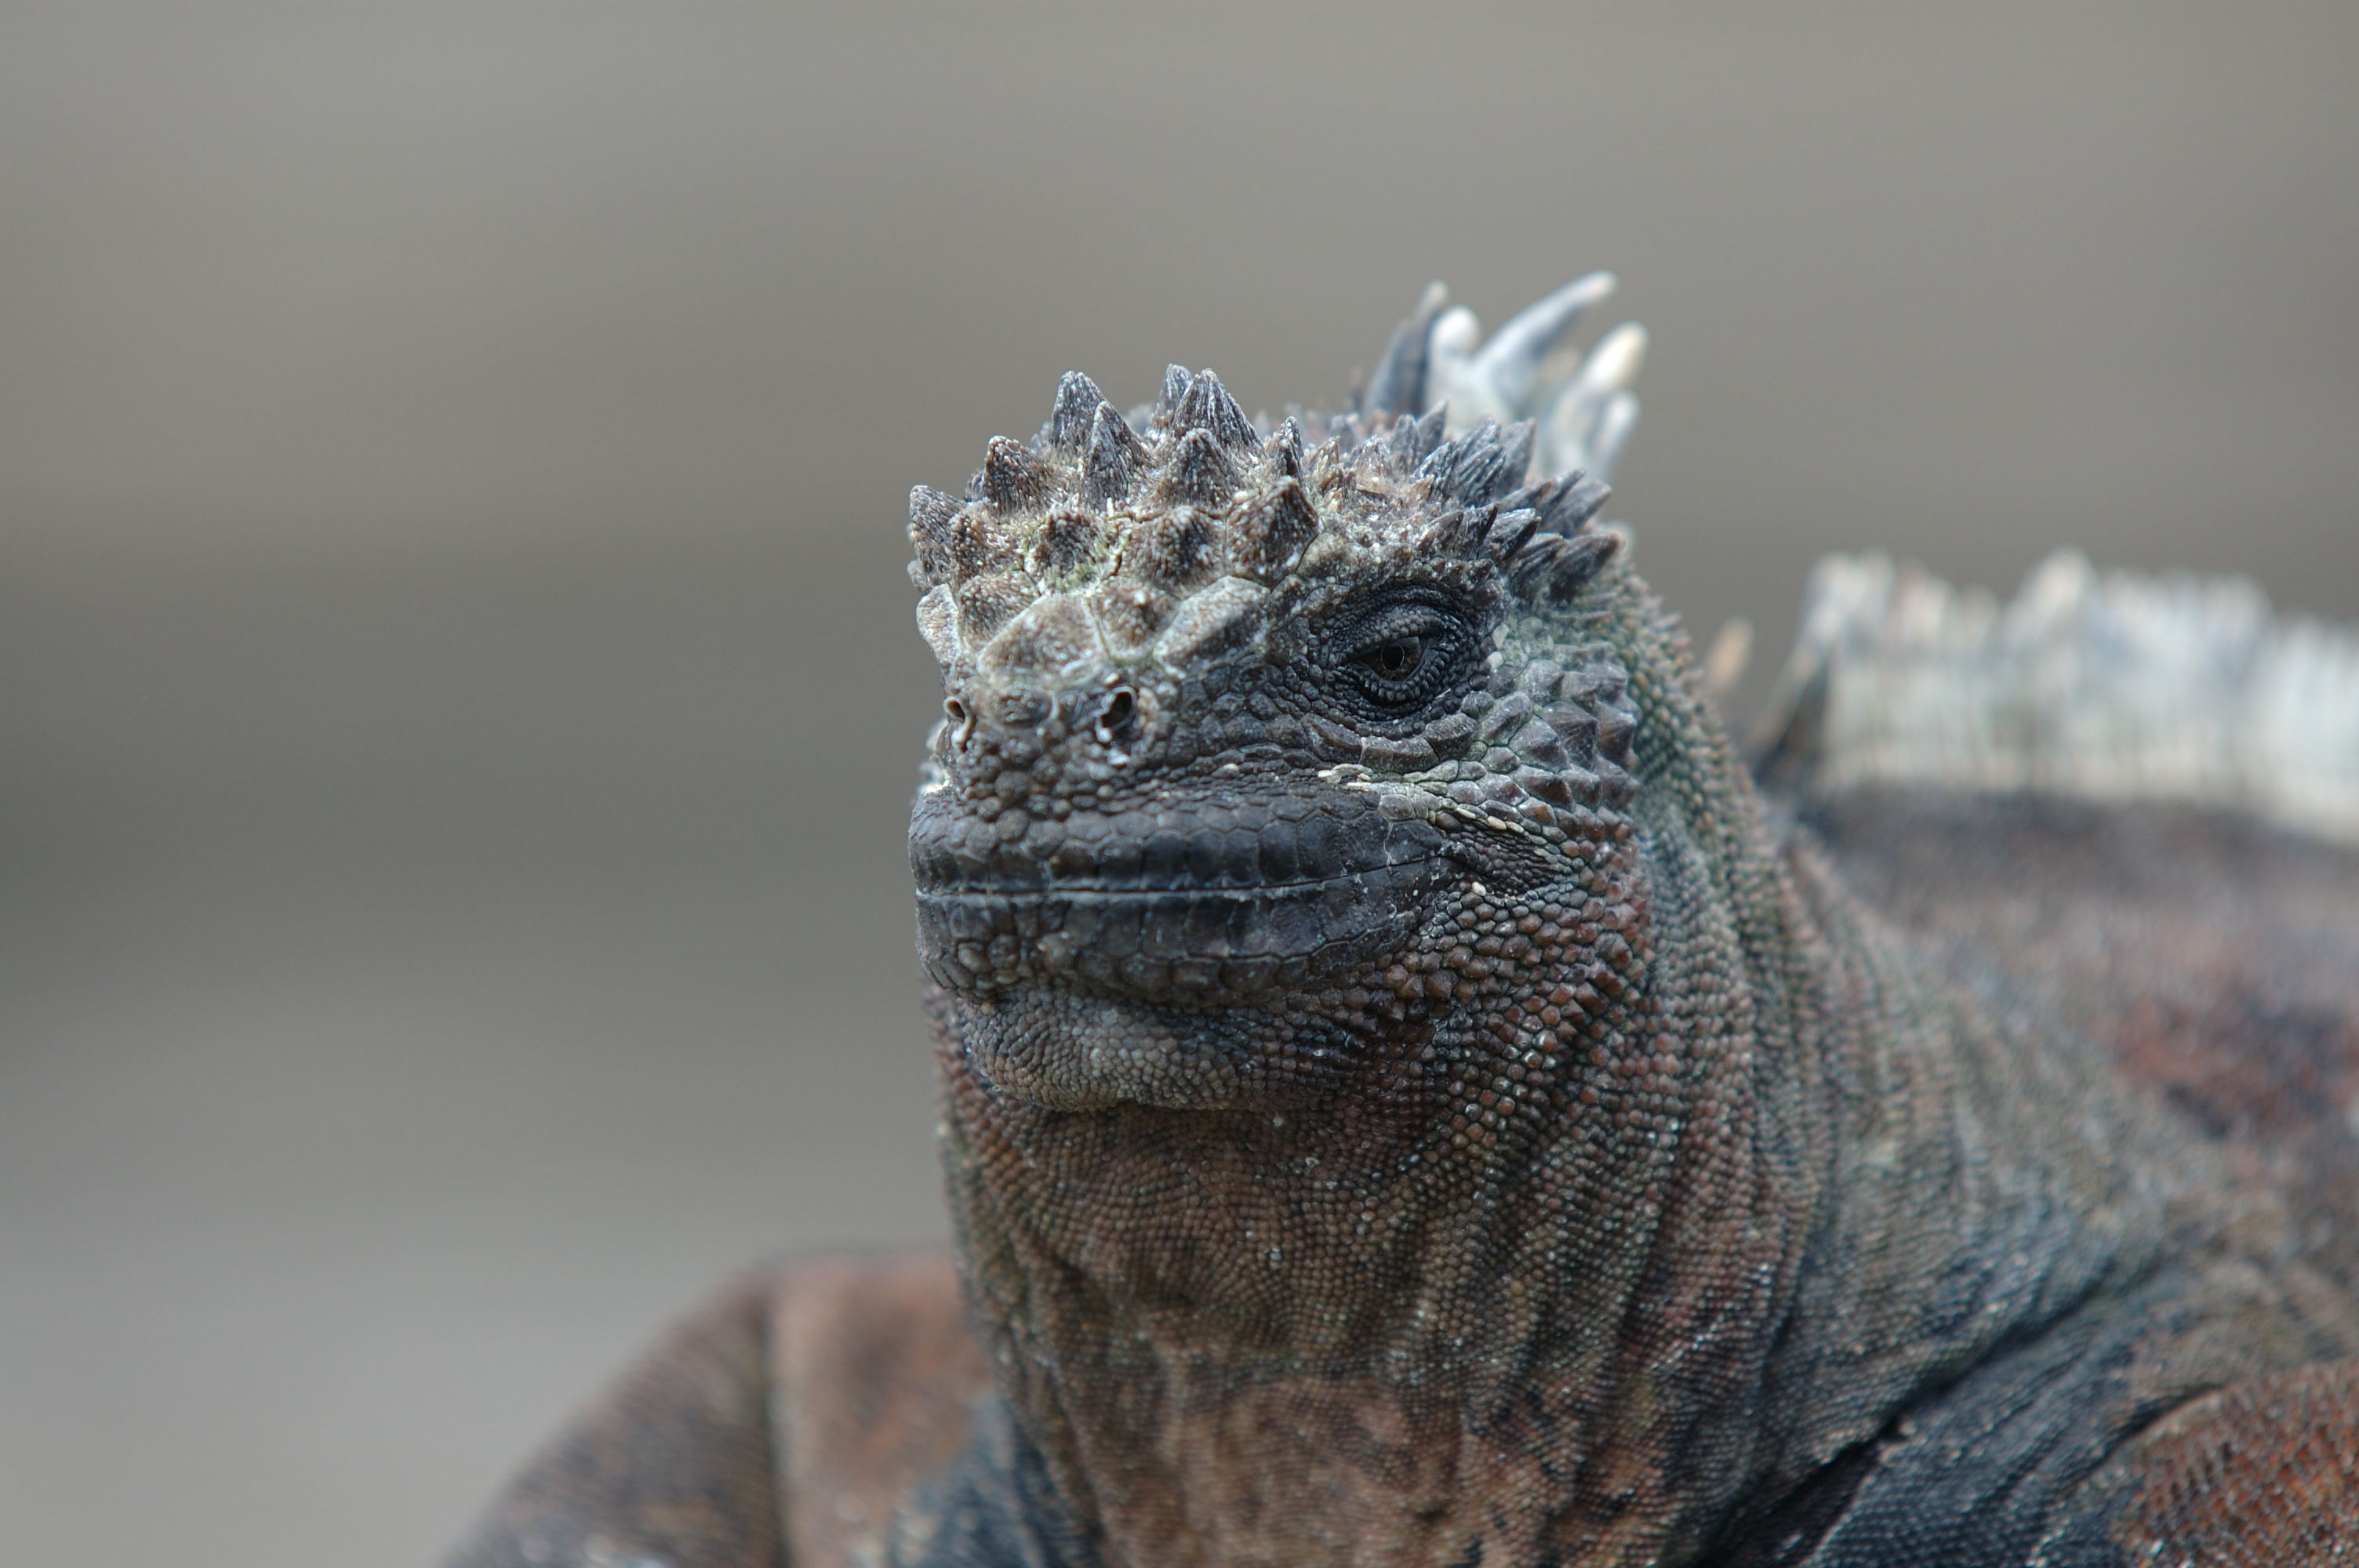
[1095,686,1136,741]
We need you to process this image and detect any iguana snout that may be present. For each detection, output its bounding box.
[910,774,1463,1107]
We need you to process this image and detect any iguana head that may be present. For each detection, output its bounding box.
[909,279,1652,1113]
[902,281,1790,1567]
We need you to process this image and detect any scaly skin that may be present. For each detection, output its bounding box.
[446,285,2359,1568]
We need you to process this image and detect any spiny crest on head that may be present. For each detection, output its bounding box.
[907,315,1626,672]
[1041,370,1103,451]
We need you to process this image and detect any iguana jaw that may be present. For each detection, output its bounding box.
[911,778,1467,1108]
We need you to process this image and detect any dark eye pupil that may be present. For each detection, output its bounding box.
[1367,637,1424,680]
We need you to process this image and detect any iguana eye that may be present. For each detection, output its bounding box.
[1357,636,1427,683]
[1331,598,1475,719]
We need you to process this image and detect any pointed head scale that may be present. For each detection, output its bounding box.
[908,338,1631,689]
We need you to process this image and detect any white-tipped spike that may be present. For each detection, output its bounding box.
[1536,325,1648,483]
[1426,306,1482,422]
[1462,270,1617,418]
[1576,322,1648,399]
[1587,392,1640,486]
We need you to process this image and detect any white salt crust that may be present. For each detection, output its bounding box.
[1762,549,2359,846]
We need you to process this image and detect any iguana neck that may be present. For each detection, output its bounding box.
[932,568,2157,1568]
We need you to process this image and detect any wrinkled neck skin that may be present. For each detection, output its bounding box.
[927,565,2160,1568]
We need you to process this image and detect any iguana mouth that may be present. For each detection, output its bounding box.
[909,786,1462,1001]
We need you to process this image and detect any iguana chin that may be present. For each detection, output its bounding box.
[446,277,2359,1567]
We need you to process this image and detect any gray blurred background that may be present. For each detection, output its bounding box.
[2,4,2352,1563]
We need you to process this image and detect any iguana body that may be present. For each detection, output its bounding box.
[449,279,2359,1566]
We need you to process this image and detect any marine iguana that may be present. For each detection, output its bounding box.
[447,277,2359,1566]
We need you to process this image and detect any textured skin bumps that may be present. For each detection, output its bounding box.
[2110,1361,2359,1560]
[445,281,2359,1568]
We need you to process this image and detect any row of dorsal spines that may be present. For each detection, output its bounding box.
[906,368,1616,606]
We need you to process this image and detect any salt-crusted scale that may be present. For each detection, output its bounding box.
[903,278,1655,857]
[907,274,1644,687]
